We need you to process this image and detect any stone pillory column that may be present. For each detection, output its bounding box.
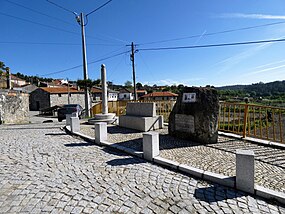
[88,64,116,124]
[168,87,219,144]
[236,149,255,194]
[101,64,108,115]
[95,122,107,145]
[143,131,159,161]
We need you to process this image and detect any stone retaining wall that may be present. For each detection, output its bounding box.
[0,90,29,124]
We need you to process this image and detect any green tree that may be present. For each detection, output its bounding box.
[124,80,132,87]
[136,82,143,89]
[77,79,94,89]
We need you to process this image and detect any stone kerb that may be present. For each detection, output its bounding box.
[143,131,159,161]
[70,117,80,133]
[95,122,107,145]
[236,149,255,194]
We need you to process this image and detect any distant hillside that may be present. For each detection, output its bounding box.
[217,80,285,97]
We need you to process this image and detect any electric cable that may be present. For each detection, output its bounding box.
[46,0,76,16]
[138,21,285,46]
[86,0,113,17]
[41,50,130,77]
[138,38,285,52]
[0,41,123,46]
[4,0,75,26]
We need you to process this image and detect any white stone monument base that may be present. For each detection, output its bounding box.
[88,113,116,124]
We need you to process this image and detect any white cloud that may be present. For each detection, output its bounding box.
[220,13,285,20]
[243,60,285,76]
[213,42,270,74]
[142,78,204,86]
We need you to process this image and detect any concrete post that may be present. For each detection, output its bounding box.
[95,122,107,145]
[70,117,80,133]
[66,114,72,126]
[236,149,255,194]
[101,64,108,115]
[143,131,159,161]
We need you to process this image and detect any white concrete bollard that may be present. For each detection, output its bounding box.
[95,122,107,145]
[66,114,72,126]
[70,117,80,133]
[236,149,255,194]
[143,131,159,161]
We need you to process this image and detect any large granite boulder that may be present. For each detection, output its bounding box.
[168,87,219,144]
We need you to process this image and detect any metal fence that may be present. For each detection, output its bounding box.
[91,100,176,122]
[219,102,285,143]
[91,100,285,143]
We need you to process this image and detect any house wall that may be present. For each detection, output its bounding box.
[143,96,177,101]
[0,91,29,124]
[108,92,118,101]
[29,88,50,110]
[118,93,133,100]
[50,93,85,107]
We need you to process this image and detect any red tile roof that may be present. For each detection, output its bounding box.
[40,87,83,94]
[141,91,178,98]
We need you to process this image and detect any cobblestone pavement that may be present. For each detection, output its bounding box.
[80,125,285,193]
[1,122,285,213]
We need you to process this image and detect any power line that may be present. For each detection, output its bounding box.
[86,0,113,17]
[138,21,285,46]
[138,38,285,52]
[0,11,124,44]
[41,50,130,77]
[4,0,75,26]
[46,0,76,16]
[0,11,79,35]
[0,41,124,46]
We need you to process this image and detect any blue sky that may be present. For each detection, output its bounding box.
[1,0,285,87]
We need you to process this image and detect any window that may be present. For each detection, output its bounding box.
[58,94,62,97]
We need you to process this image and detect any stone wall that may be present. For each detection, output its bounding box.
[50,93,85,107]
[29,88,50,110]
[0,90,29,124]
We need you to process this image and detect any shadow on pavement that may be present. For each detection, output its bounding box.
[106,157,146,166]
[107,126,142,134]
[64,142,94,147]
[194,185,248,203]
[2,126,61,130]
[45,133,68,136]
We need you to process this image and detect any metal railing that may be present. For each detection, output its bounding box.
[91,100,176,122]
[219,102,285,143]
[91,100,285,143]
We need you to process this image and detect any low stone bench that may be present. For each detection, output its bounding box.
[119,102,163,132]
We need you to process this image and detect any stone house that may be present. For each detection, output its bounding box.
[118,88,134,100]
[90,86,118,102]
[137,89,147,99]
[29,87,85,110]
[0,72,27,89]
[140,91,178,101]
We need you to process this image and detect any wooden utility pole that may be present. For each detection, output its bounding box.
[130,42,137,101]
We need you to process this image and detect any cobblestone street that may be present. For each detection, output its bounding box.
[80,125,285,194]
[0,121,285,213]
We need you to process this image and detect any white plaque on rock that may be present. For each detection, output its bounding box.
[182,93,196,103]
[175,114,195,133]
